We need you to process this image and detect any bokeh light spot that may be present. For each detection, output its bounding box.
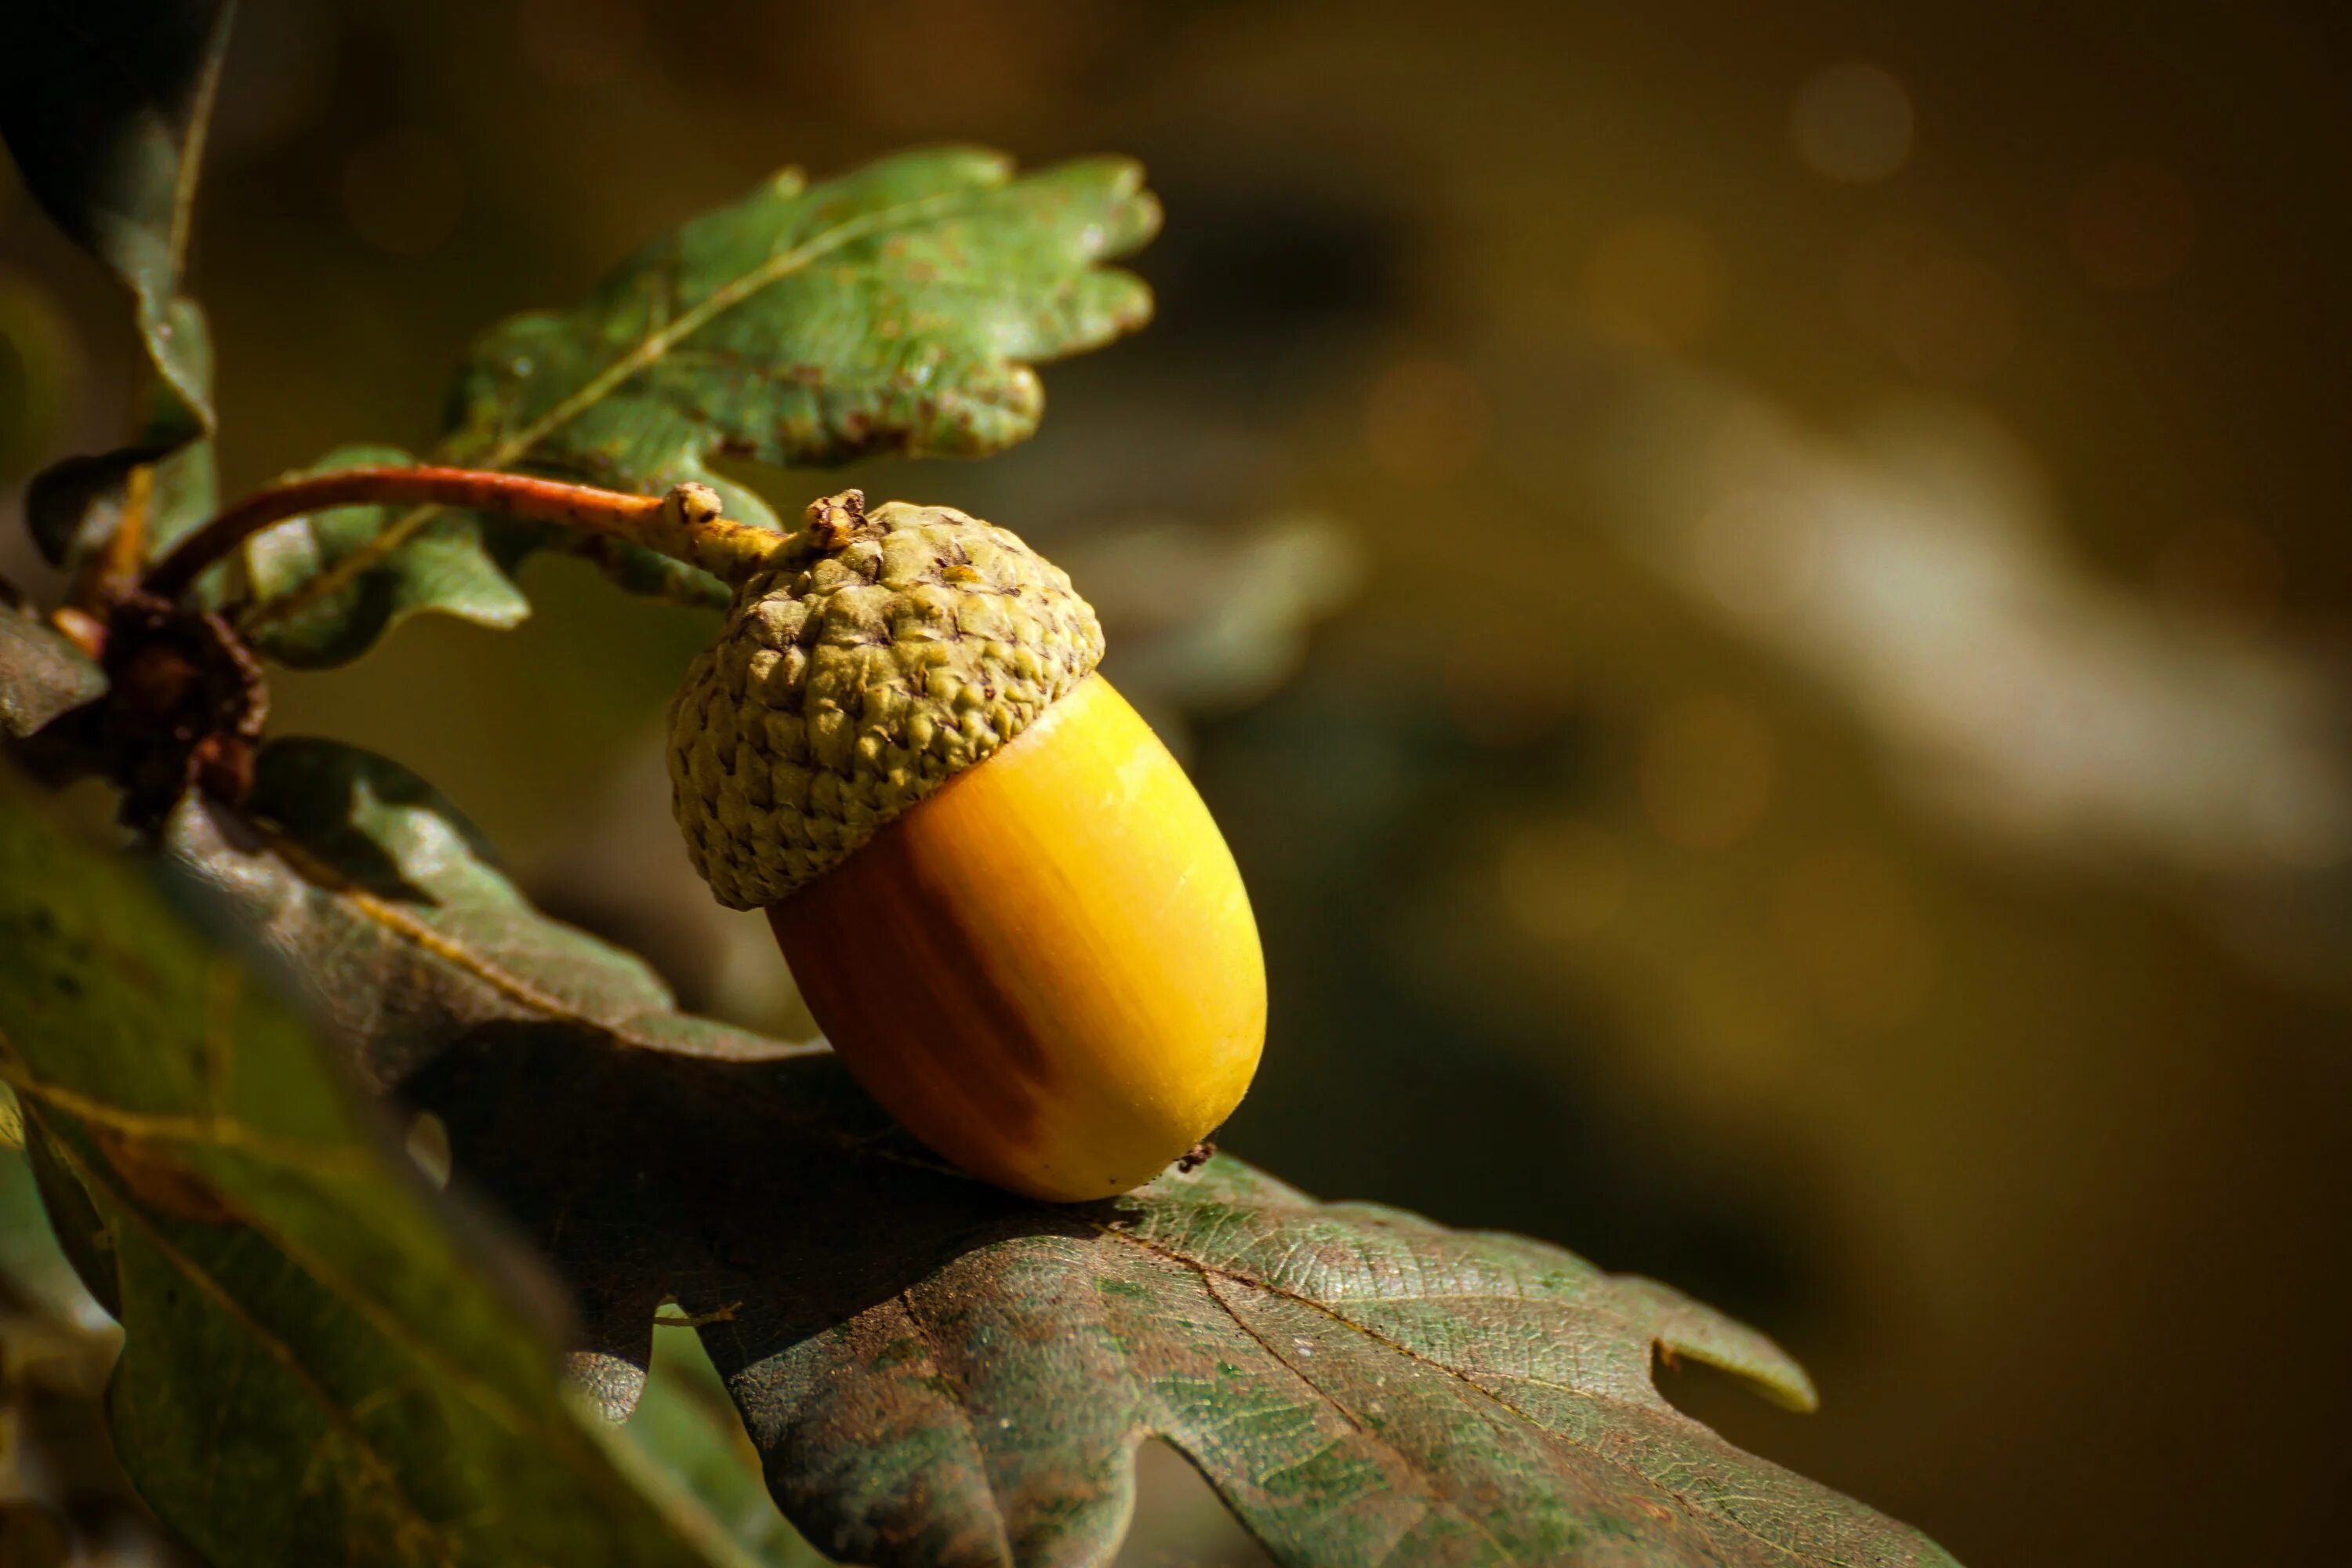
[1363,358,1490,484]
[1790,62,1915,183]
[1498,819,1629,940]
[0,1502,71,1568]
[404,1111,453,1189]
[1443,626,1575,748]
[342,126,466,257]
[1639,695,1777,851]
[1694,488,1823,618]
[2154,515,2285,628]
[1771,846,1936,1028]
[811,0,1119,134]
[1884,256,2016,382]
[2067,162,2195,289]
[1580,219,1726,350]
[517,0,646,88]
[204,0,336,156]
[2248,746,2352,871]
[1843,223,2016,382]
[1675,949,1806,1105]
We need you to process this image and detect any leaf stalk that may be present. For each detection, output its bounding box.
[142,466,782,604]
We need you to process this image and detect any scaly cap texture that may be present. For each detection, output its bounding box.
[669,491,1105,909]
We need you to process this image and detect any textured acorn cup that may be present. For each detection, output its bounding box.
[669,492,1266,1201]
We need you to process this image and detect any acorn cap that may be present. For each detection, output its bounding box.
[669,491,1105,909]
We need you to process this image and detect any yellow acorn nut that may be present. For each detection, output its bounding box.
[667,491,1265,1201]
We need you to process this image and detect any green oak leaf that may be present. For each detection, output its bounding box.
[445,147,1159,481]
[0,767,760,1567]
[0,0,227,568]
[236,147,1158,666]
[153,735,1958,1567]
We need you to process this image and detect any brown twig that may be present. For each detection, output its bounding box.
[652,1302,742,1329]
[142,466,782,604]
[68,463,158,612]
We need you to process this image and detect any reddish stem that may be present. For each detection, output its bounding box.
[146,467,662,599]
[142,466,782,604]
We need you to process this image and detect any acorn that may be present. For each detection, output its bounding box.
[667,491,1266,1201]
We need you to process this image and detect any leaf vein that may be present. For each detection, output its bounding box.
[1200,1265,1519,1565]
[1098,1221,1856,1567]
[31,1105,461,1568]
[244,183,997,636]
[895,1287,1017,1567]
[0,1040,376,1181]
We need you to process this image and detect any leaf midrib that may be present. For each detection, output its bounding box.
[239,182,1000,637]
[1193,1267,1524,1566]
[31,1102,465,1568]
[25,1073,746,1564]
[1094,1221,1858,1568]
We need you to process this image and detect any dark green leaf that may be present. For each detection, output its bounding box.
[238,147,1157,665]
[0,1130,116,1351]
[138,389,224,559]
[0,595,106,736]
[0,0,227,567]
[0,0,224,353]
[0,766,750,1567]
[0,1134,168,1559]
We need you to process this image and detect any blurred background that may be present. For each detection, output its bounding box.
[9,1,2352,1563]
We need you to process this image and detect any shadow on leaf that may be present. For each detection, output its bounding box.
[410,1026,1956,1568]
